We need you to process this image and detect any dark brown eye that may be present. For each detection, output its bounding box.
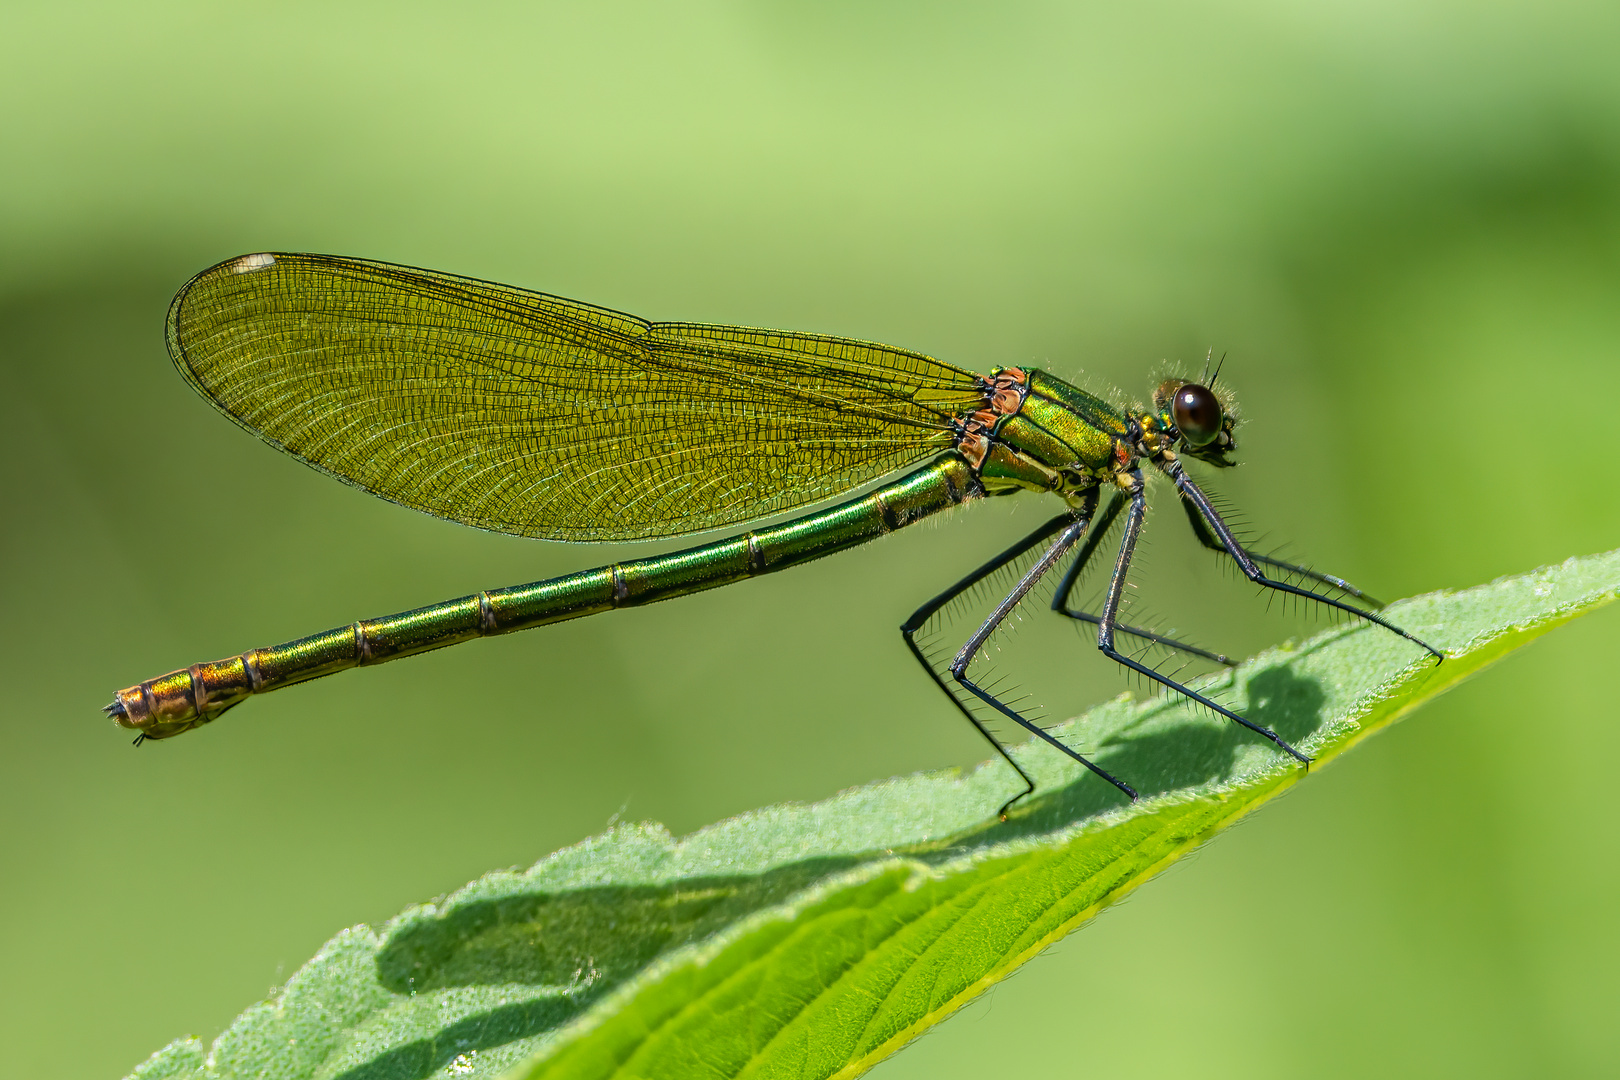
[1171,383,1223,446]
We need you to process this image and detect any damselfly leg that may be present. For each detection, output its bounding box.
[1051,490,1236,668]
[900,511,1075,809]
[1173,489,1384,606]
[1163,460,1444,662]
[903,488,1249,817]
[1094,472,1312,769]
[939,495,1144,812]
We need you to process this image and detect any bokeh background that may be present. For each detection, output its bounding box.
[4,2,1619,1077]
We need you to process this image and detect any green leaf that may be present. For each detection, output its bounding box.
[126,551,1620,1080]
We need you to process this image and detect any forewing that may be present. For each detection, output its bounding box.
[167,253,985,540]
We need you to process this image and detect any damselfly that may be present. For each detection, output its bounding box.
[107,253,1440,815]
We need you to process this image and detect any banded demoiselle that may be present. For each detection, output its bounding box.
[107,252,1440,815]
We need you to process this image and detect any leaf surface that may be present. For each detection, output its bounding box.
[126,550,1620,1080]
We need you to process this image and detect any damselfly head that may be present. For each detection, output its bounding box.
[1153,377,1238,467]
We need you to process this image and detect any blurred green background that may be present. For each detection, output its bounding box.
[4,2,1619,1077]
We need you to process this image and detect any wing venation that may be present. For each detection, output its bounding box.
[167,252,986,540]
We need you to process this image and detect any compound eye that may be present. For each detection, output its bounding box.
[1171,383,1223,446]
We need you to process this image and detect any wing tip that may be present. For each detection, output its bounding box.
[227,252,278,274]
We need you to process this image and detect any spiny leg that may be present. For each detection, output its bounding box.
[901,510,1077,811]
[1053,489,1236,668]
[1061,611,1234,668]
[900,491,1214,816]
[902,498,1236,673]
[1175,486,1384,606]
[940,494,1144,812]
[1049,488,1125,610]
[1163,459,1443,662]
[1096,473,1313,766]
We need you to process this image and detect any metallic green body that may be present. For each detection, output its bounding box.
[113,362,1149,742]
[975,369,1133,499]
[114,456,979,739]
[108,253,1170,744]
[1017,372,1131,473]
[107,253,1439,816]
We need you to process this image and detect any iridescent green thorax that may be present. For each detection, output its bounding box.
[957,367,1138,505]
